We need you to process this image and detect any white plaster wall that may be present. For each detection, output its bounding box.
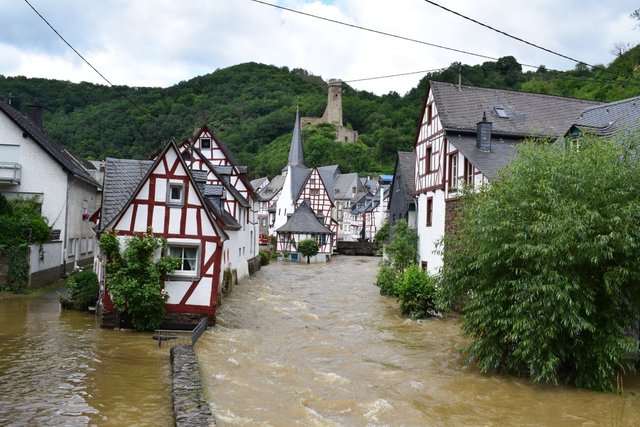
[65,178,99,267]
[417,190,445,275]
[272,166,295,232]
[0,114,68,266]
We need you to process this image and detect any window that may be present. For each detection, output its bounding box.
[426,197,433,227]
[464,158,474,187]
[315,234,323,246]
[68,238,76,257]
[352,186,357,194]
[421,261,428,271]
[449,154,458,191]
[425,146,432,172]
[494,107,509,118]
[167,182,184,207]
[310,188,320,196]
[200,138,211,149]
[168,245,199,276]
[427,104,433,124]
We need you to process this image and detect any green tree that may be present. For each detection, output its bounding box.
[100,230,179,331]
[384,220,418,275]
[438,135,640,391]
[297,238,319,264]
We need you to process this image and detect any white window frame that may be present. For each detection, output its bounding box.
[167,182,185,207]
[167,243,200,278]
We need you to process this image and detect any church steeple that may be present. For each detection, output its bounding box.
[288,108,304,167]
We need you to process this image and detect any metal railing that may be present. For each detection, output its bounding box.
[0,162,21,184]
[155,317,208,348]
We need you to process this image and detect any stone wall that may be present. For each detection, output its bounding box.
[247,255,261,276]
[336,241,379,256]
[170,345,215,426]
[444,198,463,238]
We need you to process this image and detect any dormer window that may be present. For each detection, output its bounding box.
[200,138,211,149]
[167,182,184,207]
[494,107,509,118]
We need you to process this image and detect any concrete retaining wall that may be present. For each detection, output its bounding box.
[170,345,214,426]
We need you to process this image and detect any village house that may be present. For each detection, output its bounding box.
[567,95,640,139]
[387,151,416,227]
[275,200,334,262]
[179,125,260,280]
[271,110,338,258]
[0,102,100,287]
[95,141,229,328]
[413,81,601,274]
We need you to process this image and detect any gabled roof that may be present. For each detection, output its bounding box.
[333,172,360,200]
[451,135,519,181]
[100,158,153,230]
[288,109,304,167]
[429,81,602,139]
[0,101,99,187]
[317,165,340,203]
[291,164,312,201]
[571,96,640,137]
[204,198,241,230]
[388,151,415,210]
[276,200,333,234]
[101,141,228,240]
[193,150,250,208]
[250,176,268,191]
[258,174,285,201]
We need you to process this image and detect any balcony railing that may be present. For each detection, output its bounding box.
[0,162,21,184]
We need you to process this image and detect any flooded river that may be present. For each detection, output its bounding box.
[199,256,640,426]
[0,286,171,426]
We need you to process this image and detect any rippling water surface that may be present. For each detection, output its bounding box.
[0,286,172,426]
[198,255,640,426]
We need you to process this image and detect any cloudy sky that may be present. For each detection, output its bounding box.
[1,0,639,95]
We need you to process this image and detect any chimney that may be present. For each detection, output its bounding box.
[476,112,492,152]
[27,105,44,129]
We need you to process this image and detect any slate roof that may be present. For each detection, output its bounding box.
[100,158,154,230]
[571,96,640,137]
[258,174,285,201]
[430,81,601,139]
[291,164,312,201]
[333,172,359,200]
[197,155,249,208]
[250,177,268,191]
[204,198,241,230]
[0,101,99,187]
[397,151,415,199]
[317,165,340,203]
[451,135,519,181]
[288,109,304,167]
[276,200,333,234]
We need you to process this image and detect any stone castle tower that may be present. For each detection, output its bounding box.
[302,79,358,143]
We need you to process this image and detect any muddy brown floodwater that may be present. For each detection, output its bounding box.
[198,255,640,426]
[0,286,172,426]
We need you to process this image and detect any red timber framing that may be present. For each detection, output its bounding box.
[414,87,446,195]
[295,168,337,250]
[185,126,253,200]
[102,141,225,316]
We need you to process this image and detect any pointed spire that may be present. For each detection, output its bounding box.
[288,108,304,167]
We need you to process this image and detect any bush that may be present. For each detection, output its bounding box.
[60,270,99,310]
[259,249,270,266]
[439,135,640,391]
[396,265,437,319]
[297,238,319,264]
[375,262,397,297]
[100,230,179,331]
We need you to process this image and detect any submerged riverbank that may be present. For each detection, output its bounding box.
[198,255,640,426]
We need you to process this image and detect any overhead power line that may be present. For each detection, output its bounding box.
[343,68,446,84]
[23,0,154,119]
[247,0,541,68]
[422,0,588,67]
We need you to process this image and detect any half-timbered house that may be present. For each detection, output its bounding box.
[96,141,227,328]
[413,81,601,274]
[276,200,334,262]
[272,110,338,256]
[180,126,260,279]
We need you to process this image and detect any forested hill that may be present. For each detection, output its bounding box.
[1,45,640,179]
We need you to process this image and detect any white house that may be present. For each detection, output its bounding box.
[0,102,99,286]
[412,81,601,274]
